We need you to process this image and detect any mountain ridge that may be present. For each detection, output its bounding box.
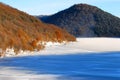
[38,4,120,37]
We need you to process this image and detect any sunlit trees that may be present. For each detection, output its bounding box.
[0,3,76,56]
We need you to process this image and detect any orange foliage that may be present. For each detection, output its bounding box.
[31,40,37,48]
[0,3,76,56]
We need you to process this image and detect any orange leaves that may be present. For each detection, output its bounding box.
[0,3,76,56]
[31,40,37,48]
[55,30,63,42]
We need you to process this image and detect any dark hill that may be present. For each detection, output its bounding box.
[0,3,75,56]
[38,4,120,37]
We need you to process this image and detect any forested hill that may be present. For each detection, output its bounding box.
[38,4,120,37]
[0,3,75,55]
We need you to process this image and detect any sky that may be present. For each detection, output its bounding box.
[0,0,120,17]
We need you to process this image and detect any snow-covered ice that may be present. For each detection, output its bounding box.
[0,38,120,80]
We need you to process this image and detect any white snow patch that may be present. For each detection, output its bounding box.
[76,38,120,52]
[0,67,59,80]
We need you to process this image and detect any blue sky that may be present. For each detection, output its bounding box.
[0,0,120,17]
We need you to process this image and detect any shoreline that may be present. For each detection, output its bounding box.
[1,37,120,58]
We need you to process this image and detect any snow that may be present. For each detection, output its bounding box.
[38,37,120,55]
[0,38,120,80]
[76,38,120,52]
[2,37,120,57]
[0,67,59,80]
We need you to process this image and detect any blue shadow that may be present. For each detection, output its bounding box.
[0,51,120,80]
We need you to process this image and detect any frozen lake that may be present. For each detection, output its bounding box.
[0,52,120,80]
[0,38,120,80]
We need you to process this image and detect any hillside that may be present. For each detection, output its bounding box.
[39,4,120,37]
[0,3,76,56]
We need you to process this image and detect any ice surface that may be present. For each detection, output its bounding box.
[0,38,120,80]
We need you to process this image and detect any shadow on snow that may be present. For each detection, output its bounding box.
[0,51,120,80]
